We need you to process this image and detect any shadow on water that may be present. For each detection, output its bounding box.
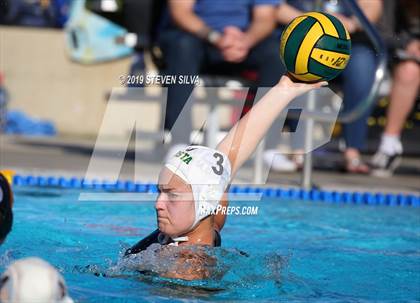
[14,188,63,198]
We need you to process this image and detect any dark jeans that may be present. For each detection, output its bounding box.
[159,29,285,144]
[339,44,376,150]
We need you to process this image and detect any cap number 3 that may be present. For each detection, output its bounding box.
[212,153,224,175]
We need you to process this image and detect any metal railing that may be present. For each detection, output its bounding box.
[299,0,388,188]
[254,0,388,187]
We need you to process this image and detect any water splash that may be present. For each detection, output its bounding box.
[75,243,289,293]
[0,250,16,269]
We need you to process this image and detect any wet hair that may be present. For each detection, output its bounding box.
[0,174,13,243]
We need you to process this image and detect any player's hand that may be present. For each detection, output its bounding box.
[277,74,328,98]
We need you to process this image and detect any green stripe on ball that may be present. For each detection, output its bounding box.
[284,17,317,73]
[315,35,351,55]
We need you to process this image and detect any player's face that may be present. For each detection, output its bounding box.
[155,168,195,237]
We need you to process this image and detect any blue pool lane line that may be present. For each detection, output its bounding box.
[12,174,420,207]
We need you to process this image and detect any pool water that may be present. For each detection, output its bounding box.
[1,187,419,302]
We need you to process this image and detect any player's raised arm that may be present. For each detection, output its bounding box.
[217,75,327,177]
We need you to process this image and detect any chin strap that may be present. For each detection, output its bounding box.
[171,236,189,244]
[158,233,189,246]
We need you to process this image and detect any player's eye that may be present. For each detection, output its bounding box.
[168,192,178,198]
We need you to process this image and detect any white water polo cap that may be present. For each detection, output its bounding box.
[164,145,231,230]
[0,257,74,303]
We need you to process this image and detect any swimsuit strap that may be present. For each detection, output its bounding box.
[214,230,221,247]
[124,229,160,256]
[125,229,222,256]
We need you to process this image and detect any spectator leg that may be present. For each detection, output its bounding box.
[159,30,205,145]
[247,35,288,150]
[341,44,376,155]
[247,35,286,86]
[384,61,419,136]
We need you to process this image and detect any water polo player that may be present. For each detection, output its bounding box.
[125,75,327,276]
[0,171,13,244]
[0,257,74,303]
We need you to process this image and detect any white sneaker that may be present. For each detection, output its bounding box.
[263,149,297,172]
[371,150,402,177]
[165,143,189,162]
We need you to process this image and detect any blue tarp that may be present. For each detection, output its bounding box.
[5,110,57,136]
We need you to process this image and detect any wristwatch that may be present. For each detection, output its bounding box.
[207,30,222,44]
